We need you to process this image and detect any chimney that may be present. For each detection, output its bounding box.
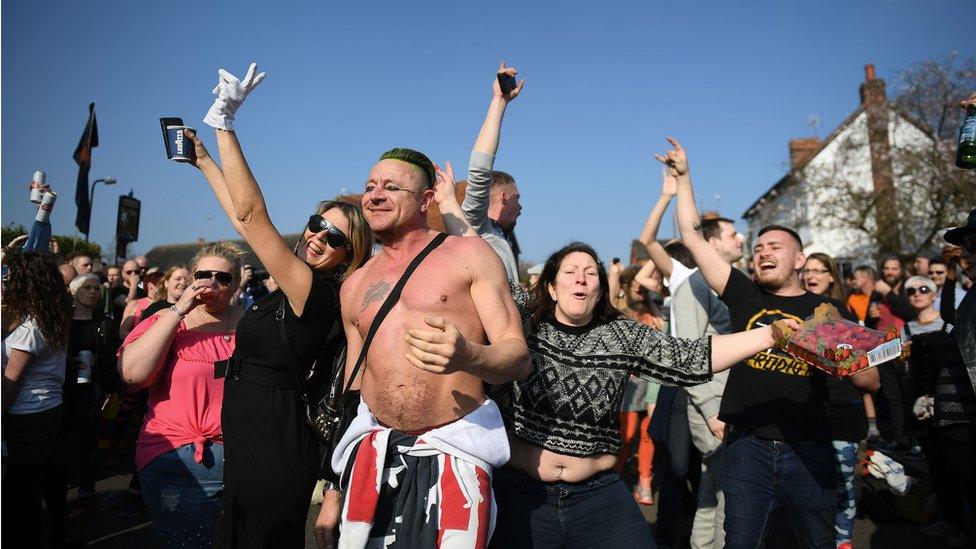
[859,63,901,254]
[859,63,886,106]
[789,138,821,168]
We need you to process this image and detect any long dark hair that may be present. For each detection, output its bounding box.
[2,251,72,349]
[529,242,621,326]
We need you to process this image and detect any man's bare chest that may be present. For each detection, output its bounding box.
[352,257,473,331]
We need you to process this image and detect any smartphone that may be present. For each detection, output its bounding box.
[612,257,620,264]
[497,73,517,95]
[160,117,183,152]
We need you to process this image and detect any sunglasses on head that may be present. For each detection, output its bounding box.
[193,270,234,286]
[306,214,351,250]
[906,286,933,296]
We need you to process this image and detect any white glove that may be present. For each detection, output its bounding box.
[203,62,267,131]
[912,395,934,421]
[867,450,914,496]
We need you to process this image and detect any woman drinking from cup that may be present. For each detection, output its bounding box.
[118,242,245,548]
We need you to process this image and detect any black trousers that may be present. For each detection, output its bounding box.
[2,405,69,546]
[921,422,976,528]
[874,362,909,445]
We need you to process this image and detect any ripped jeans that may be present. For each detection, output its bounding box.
[139,442,224,549]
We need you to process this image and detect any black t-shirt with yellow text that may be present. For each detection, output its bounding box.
[718,268,853,442]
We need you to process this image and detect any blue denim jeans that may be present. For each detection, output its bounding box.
[832,440,858,546]
[490,466,656,548]
[139,442,224,549]
[722,431,835,549]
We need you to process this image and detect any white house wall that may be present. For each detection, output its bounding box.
[746,108,933,265]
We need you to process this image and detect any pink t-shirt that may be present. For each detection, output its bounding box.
[132,297,153,325]
[117,313,234,471]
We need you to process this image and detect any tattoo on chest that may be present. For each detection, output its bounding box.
[361,280,392,312]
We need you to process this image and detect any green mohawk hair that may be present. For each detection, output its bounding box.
[378,148,436,189]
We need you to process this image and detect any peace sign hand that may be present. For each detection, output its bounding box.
[653,137,689,178]
[203,62,267,131]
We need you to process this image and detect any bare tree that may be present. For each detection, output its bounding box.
[802,54,976,259]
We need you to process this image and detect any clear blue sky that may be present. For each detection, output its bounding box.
[2,0,971,266]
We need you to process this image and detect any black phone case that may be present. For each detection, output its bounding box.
[497,73,517,95]
[160,117,184,158]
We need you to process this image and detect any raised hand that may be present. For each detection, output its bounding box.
[493,61,525,103]
[661,166,677,197]
[432,161,458,206]
[203,62,267,131]
[653,137,689,178]
[182,129,212,168]
[404,317,472,375]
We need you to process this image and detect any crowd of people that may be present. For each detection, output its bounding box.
[2,63,974,549]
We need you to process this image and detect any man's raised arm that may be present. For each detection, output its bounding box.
[462,62,524,233]
[638,167,679,280]
[655,137,732,296]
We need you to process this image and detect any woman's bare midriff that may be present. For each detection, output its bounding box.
[506,434,617,483]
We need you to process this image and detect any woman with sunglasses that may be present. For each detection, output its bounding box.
[118,242,244,548]
[185,63,374,549]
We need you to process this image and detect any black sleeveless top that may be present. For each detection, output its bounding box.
[231,272,341,379]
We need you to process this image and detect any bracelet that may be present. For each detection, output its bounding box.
[169,304,188,319]
[322,480,342,495]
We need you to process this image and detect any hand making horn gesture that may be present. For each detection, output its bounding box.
[653,136,689,178]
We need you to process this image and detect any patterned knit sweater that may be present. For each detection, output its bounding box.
[506,285,713,457]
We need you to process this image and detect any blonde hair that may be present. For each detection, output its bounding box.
[155,264,187,301]
[307,201,375,283]
[188,242,245,283]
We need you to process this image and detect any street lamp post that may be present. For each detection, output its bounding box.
[85,177,117,242]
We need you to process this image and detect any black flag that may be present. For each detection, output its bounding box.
[73,103,99,235]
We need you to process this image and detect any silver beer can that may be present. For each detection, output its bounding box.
[77,350,93,384]
[29,171,46,203]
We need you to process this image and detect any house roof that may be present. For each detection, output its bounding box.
[742,103,933,220]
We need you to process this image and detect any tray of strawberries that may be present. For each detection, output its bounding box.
[777,303,902,377]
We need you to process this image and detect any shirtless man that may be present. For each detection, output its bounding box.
[327,148,530,548]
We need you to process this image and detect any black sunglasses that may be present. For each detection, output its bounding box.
[193,270,234,286]
[906,286,933,296]
[306,214,351,250]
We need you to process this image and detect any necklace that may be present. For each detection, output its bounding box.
[194,308,234,342]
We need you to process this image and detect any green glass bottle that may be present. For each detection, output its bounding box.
[957,105,976,169]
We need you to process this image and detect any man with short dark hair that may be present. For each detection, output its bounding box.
[659,136,879,549]
[929,258,964,316]
[327,147,531,546]
[913,255,931,277]
[461,62,525,281]
[876,256,916,324]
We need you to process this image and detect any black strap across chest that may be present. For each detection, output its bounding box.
[277,232,449,402]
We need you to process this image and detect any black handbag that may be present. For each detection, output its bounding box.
[279,233,449,480]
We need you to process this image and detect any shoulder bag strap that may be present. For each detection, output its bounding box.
[341,232,448,394]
